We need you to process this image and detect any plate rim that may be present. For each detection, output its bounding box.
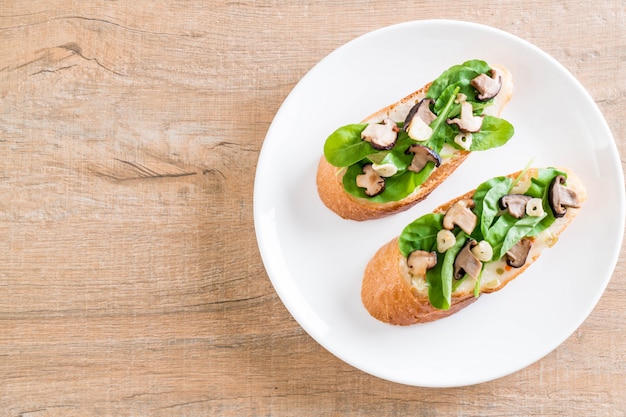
[253,18,625,387]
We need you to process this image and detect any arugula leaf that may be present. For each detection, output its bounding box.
[433,82,473,116]
[323,59,514,203]
[461,59,492,74]
[526,167,567,198]
[473,268,484,298]
[323,124,371,167]
[472,176,513,239]
[498,213,547,259]
[483,212,514,257]
[469,116,515,151]
[380,165,434,200]
[426,59,490,101]
[482,183,559,258]
[433,82,493,120]
[435,232,468,310]
[425,260,447,310]
[377,130,417,170]
[342,162,435,202]
[398,213,443,257]
[426,86,460,152]
[399,167,569,310]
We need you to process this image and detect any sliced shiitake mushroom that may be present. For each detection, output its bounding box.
[407,250,438,278]
[406,144,441,173]
[403,98,437,141]
[443,199,477,235]
[548,175,581,218]
[499,194,532,219]
[470,69,503,101]
[356,164,385,197]
[361,118,399,150]
[447,100,484,133]
[454,239,482,280]
[505,238,533,268]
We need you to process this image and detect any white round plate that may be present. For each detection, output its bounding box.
[253,20,624,387]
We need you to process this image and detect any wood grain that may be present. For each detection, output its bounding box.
[1,1,625,415]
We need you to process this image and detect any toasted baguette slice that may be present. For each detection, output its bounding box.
[361,168,587,325]
[317,64,513,221]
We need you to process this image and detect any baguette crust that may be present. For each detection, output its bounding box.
[361,168,587,325]
[316,151,470,221]
[317,64,513,221]
[361,237,479,325]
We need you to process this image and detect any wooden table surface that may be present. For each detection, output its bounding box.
[1,1,625,415]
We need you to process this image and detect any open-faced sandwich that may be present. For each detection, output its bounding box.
[317,60,515,221]
[361,167,586,325]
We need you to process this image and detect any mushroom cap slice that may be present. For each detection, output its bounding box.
[361,118,399,150]
[454,239,482,280]
[548,175,581,218]
[443,199,477,235]
[403,98,437,130]
[499,194,532,219]
[505,238,533,268]
[446,101,484,133]
[356,164,385,197]
[407,250,438,278]
[470,69,503,101]
[406,144,441,173]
